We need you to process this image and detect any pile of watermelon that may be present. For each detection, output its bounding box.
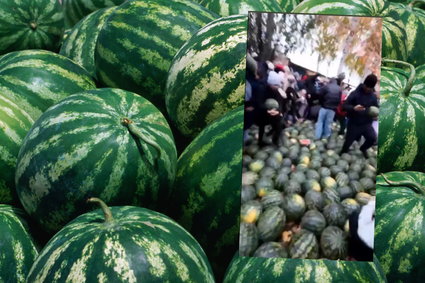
[240,121,377,260]
[0,0,424,282]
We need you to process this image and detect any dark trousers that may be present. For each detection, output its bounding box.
[258,114,283,146]
[337,116,347,135]
[341,122,376,153]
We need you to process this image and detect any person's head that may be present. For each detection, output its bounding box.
[363,74,378,93]
[329,78,337,85]
[275,64,284,73]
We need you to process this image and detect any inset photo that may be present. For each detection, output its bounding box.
[240,12,382,262]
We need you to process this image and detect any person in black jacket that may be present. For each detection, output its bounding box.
[314,78,341,139]
[340,74,379,158]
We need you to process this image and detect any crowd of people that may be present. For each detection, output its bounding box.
[244,52,379,158]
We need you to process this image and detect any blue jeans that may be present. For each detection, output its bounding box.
[315,107,335,139]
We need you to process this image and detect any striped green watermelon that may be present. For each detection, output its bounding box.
[94,0,218,111]
[0,205,38,283]
[253,242,288,258]
[224,254,387,282]
[279,0,300,11]
[165,15,246,138]
[293,0,408,62]
[164,106,243,281]
[289,229,319,259]
[15,88,177,234]
[300,210,326,235]
[0,0,64,55]
[239,222,259,257]
[257,206,286,242]
[60,7,117,78]
[27,198,214,282]
[192,0,282,17]
[0,94,33,205]
[387,1,425,66]
[0,50,96,205]
[375,171,425,282]
[320,226,348,260]
[62,0,125,28]
[378,61,425,173]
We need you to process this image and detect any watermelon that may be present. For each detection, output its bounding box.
[300,210,326,235]
[256,178,274,197]
[321,176,337,190]
[282,193,306,220]
[192,0,282,17]
[387,1,425,66]
[15,88,177,234]
[320,226,348,260]
[368,106,380,117]
[0,0,64,55]
[257,206,286,242]
[323,188,340,205]
[0,205,38,282]
[305,190,324,211]
[375,171,425,282]
[253,242,288,258]
[378,61,425,173]
[0,50,96,205]
[165,15,246,138]
[248,159,265,172]
[261,190,284,210]
[341,198,361,216]
[0,50,96,120]
[94,0,218,111]
[60,7,117,78]
[241,185,256,203]
[62,0,125,28]
[293,0,408,61]
[289,229,319,259]
[164,106,243,280]
[323,203,347,227]
[223,254,387,282]
[239,222,259,257]
[240,200,262,223]
[284,180,302,195]
[279,0,301,11]
[27,198,215,282]
[356,192,373,205]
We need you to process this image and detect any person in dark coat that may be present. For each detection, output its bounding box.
[340,74,379,158]
[314,78,341,139]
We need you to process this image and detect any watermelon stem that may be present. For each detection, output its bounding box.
[382,59,415,97]
[29,22,37,30]
[122,118,161,169]
[87,197,114,222]
[380,173,425,195]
